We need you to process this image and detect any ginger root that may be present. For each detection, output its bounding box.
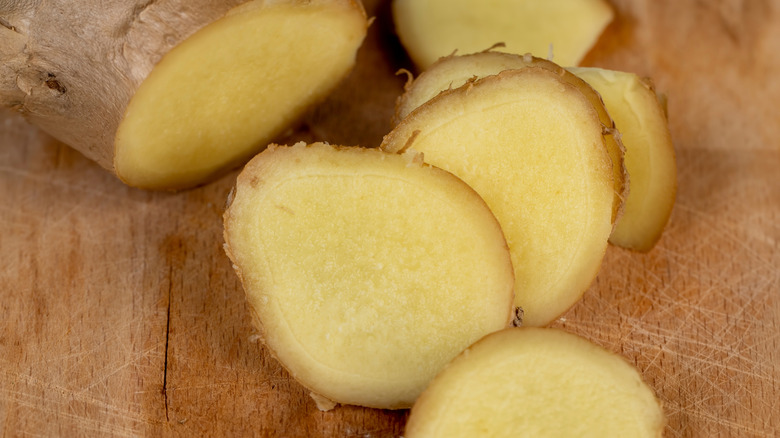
[0,0,367,189]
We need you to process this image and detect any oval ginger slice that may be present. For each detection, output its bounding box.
[382,68,614,327]
[405,328,666,437]
[114,0,368,190]
[223,143,515,409]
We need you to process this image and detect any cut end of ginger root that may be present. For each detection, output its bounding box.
[222,142,515,409]
[404,328,666,437]
[112,0,368,190]
[0,0,368,191]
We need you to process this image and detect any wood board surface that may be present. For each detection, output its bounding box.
[1,0,778,436]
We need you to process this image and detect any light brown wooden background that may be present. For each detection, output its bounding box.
[1,0,778,436]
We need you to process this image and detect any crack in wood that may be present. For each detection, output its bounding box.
[162,264,172,422]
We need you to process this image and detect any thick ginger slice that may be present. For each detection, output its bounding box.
[382,68,615,327]
[568,67,677,252]
[393,51,627,224]
[405,328,666,437]
[223,143,515,409]
[392,0,614,70]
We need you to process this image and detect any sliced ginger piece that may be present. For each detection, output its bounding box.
[114,0,367,189]
[381,68,615,327]
[394,51,627,224]
[392,0,614,70]
[405,328,666,437]
[568,67,677,251]
[223,142,515,409]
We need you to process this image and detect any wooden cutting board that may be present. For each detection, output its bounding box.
[2,0,778,436]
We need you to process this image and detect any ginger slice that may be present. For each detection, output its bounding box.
[392,0,614,70]
[223,143,515,409]
[568,67,677,252]
[393,52,627,224]
[405,328,666,437]
[381,68,614,327]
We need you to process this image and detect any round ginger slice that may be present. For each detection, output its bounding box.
[405,328,666,438]
[382,68,615,327]
[392,0,614,70]
[393,52,627,225]
[223,143,515,409]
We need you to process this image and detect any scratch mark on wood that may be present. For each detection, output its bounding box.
[665,403,777,437]
[1,371,156,437]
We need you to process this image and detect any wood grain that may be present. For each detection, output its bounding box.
[1,0,778,436]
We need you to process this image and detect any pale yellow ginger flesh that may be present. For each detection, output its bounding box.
[394,52,627,224]
[392,0,614,70]
[223,143,515,409]
[405,328,666,438]
[114,0,367,189]
[381,69,614,327]
[568,67,677,252]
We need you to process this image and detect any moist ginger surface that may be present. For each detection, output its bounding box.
[568,67,677,251]
[383,69,614,327]
[223,143,514,409]
[394,52,627,225]
[115,1,367,189]
[404,328,666,437]
[392,0,614,69]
